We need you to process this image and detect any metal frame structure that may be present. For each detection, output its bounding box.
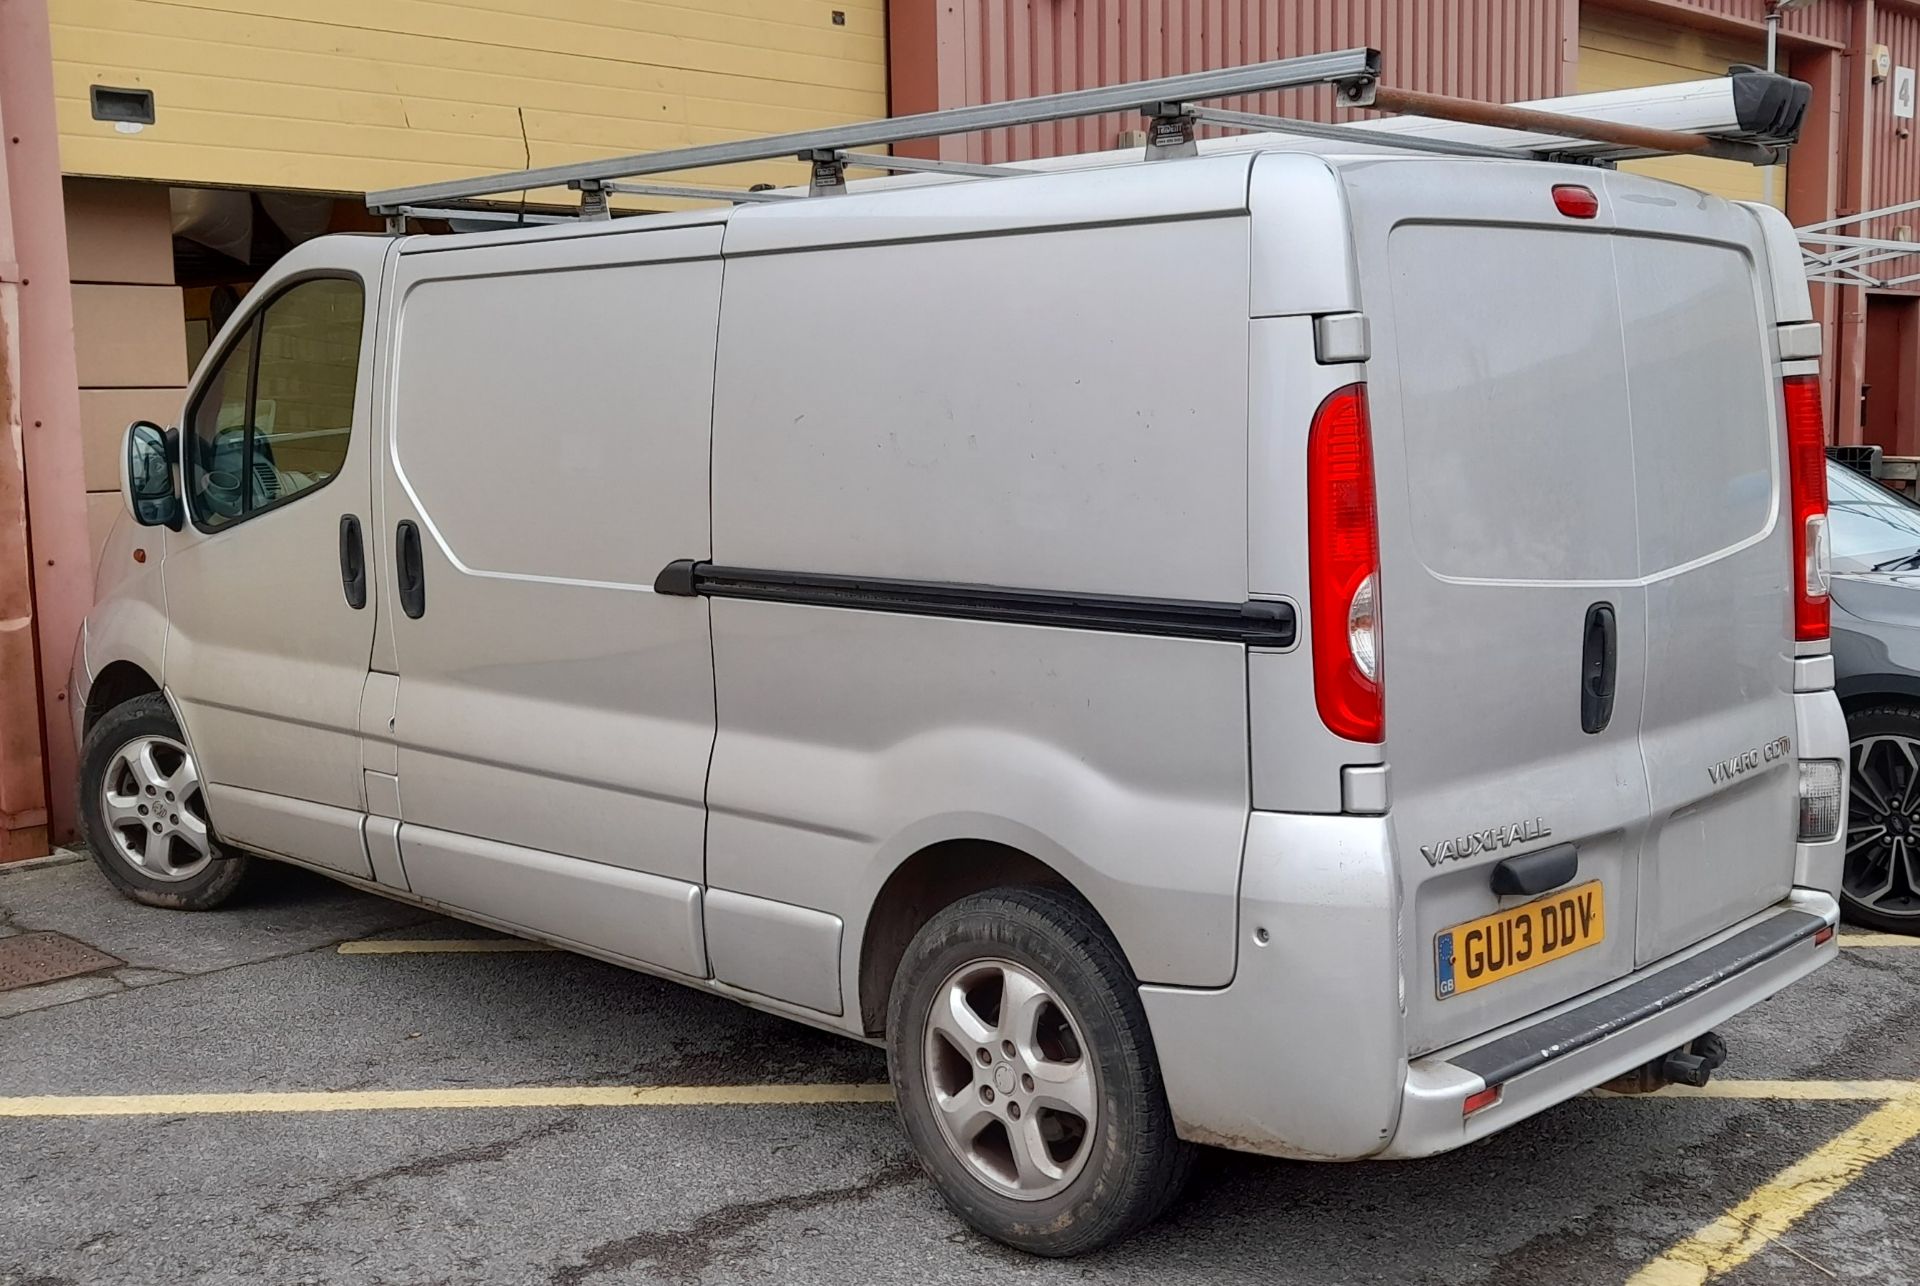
[1799,199,1920,289]
[366,48,1804,228]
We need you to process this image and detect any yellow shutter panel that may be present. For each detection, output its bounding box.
[1577,9,1785,209]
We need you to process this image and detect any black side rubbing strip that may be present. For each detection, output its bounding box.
[1449,909,1825,1087]
[655,558,699,597]
[654,561,1295,647]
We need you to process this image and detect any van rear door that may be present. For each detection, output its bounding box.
[1338,160,1797,1054]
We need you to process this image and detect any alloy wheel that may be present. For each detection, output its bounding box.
[98,734,214,883]
[1846,733,1920,922]
[921,957,1098,1201]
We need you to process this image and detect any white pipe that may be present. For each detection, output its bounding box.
[1765,10,1780,206]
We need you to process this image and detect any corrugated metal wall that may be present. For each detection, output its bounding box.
[1866,4,1920,249]
[906,0,1577,163]
[893,1,1870,164]
[1663,0,1851,47]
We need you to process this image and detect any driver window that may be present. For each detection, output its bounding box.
[187,277,363,529]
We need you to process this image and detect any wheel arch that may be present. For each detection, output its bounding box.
[856,837,1124,1037]
[84,660,162,736]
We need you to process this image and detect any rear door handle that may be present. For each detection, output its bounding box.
[396,519,426,619]
[338,514,367,610]
[1581,602,1617,735]
[1490,842,1579,897]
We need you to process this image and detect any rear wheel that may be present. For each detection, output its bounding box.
[1843,703,1920,935]
[78,694,250,910]
[886,886,1193,1256]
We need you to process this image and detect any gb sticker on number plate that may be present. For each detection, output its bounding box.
[1435,880,1605,1000]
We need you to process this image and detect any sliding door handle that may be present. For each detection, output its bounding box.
[396,519,426,619]
[338,514,367,610]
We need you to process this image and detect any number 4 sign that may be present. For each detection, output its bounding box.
[1897,66,1916,120]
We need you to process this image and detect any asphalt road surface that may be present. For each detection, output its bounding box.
[3,854,1917,1286]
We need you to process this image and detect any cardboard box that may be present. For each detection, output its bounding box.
[79,388,186,492]
[71,284,189,390]
[64,178,176,286]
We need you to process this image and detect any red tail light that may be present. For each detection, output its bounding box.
[1307,384,1383,743]
[1782,375,1829,642]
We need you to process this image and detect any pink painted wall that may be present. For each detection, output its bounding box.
[1,0,94,853]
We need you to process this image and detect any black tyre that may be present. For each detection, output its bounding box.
[886,886,1194,1256]
[77,693,250,910]
[1843,702,1920,935]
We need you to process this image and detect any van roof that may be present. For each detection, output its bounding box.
[388,140,1746,260]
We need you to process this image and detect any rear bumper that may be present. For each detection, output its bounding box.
[1140,807,1840,1161]
[1380,887,1838,1158]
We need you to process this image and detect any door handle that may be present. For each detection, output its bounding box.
[1490,843,1579,897]
[1580,602,1617,735]
[396,519,426,619]
[338,514,367,610]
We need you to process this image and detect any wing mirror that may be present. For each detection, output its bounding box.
[122,420,182,530]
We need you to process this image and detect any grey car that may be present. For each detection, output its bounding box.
[1829,459,1920,933]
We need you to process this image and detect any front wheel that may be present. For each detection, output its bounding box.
[1843,702,1920,935]
[886,886,1194,1256]
[77,693,250,910]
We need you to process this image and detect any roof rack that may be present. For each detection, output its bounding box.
[365,50,1807,226]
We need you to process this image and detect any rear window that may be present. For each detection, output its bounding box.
[1387,225,1773,581]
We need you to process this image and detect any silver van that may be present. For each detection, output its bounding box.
[76,89,1847,1253]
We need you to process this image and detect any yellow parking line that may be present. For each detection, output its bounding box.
[1629,1079,1917,1101]
[1625,1092,1920,1286]
[337,939,559,954]
[6,1078,1910,1120]
[335,935,1920,955]
[0,1083,894,1118]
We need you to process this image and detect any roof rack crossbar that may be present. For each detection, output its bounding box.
[601,180,800,204]
[386,205,576,226]
[367,47,1381,212]
[1186,105,1532,160]
[834,151,1025,178]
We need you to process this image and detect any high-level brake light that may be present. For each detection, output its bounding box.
[1551,184,1599,219]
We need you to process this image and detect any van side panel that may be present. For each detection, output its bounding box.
[378,228,721,974]
[707,181,1256,995]
[706,604,1251,991]
[713,172,1253,602]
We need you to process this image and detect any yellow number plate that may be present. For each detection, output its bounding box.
[1435,880,1605,999]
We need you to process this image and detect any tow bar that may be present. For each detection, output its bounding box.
[1602,1031,1729,1094]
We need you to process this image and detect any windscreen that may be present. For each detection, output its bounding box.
[1828,462,1920,571]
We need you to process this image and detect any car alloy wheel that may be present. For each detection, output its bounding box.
[920,956,1098,1201]
[98,734,214,883]
[1846,732,1920,923]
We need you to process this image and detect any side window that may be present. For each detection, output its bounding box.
[187,277,364,530]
